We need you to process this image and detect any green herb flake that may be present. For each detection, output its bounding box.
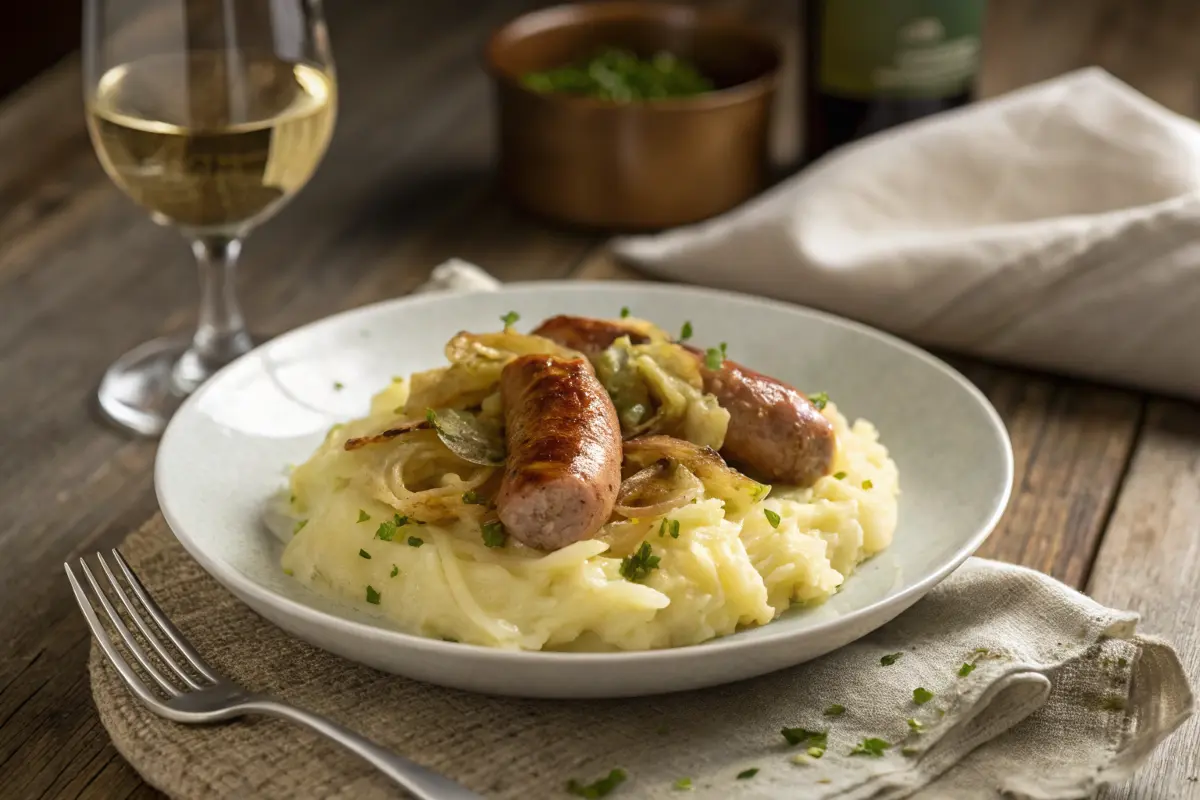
[566,768,627,798]
[357,509,371,523]
[333,475,352,492]
[620,306,631,319]
[806,746,825,759]
[809,391,829,411]
[462,490,485,505]
[390,564,399,578]
[907,718,923,732]
[293,519,308,535]
[736,768,759,780]
[620,542,661,582]
[764,509,781,529]
[522,48,714,102]
[850,738,890,757]
[365,585,381,605]
[862,479,874,490]
[481,521,507,548]
[679,321,693,341]
[823,704,846,717]
[358,549,372,560]
[283,568,294,577]
[657,518,680,539]
[781,727,827,748]
[958,662,976,677]
[375,515,407,542]
[901,746,919,757]
[333,381,344,391]
[407,536,424,548]
[500,311,520,328]
[913,687,934,705]
[672,777,693,791]
[833,471,847,480]
[880,652,903,666]
[703,343,728,369]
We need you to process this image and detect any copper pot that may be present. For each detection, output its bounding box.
[486,2,782,232]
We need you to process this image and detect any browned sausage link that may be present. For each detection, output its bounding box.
[531,315,649,356]
[685,345,835,487]
[496,354,622,550]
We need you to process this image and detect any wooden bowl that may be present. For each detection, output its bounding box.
[485,2,782,231]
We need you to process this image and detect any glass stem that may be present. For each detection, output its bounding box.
[173,236,254,393]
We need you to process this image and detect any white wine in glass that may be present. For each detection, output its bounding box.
[84,0,337,436]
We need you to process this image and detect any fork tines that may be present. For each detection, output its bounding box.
[65,550,219,705]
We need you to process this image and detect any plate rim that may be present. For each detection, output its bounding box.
[156,279,1015,665]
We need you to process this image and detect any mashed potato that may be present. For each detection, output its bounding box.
[279,379,898,651]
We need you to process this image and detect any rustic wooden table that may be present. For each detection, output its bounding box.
[2,0,1197,797]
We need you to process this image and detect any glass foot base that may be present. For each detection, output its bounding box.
[97,336,194,438]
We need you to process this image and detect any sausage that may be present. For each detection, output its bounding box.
[532,315,835,486]
[496,354,622,550]
[531,315,650,353]
[687,347,835,487]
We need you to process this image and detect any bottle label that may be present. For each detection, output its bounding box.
[817,0,986,99]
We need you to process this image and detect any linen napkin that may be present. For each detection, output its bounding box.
[609,68,1200,401]
[94,520,1193,800]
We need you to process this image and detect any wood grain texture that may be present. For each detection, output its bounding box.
[1089,402,1200,799]
[1,0,1198,797]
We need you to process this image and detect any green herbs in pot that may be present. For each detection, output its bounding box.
[521,47,714,102]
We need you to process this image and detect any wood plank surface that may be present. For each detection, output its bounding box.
[0,0,1196,797]
[1089,402,1200,799]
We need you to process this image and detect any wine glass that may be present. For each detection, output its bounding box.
[84,0,337,436]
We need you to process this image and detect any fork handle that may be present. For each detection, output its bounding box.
[242,699,483,799]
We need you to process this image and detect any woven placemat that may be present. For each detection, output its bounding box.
[91,517,1193,800]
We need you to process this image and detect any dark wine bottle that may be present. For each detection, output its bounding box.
[803,0,987,163]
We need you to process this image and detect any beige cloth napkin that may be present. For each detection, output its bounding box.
[91,262,1194,799]
[611,68,1200,401]
[94,518,1192,800]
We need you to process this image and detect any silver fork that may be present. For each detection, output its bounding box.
[67,549,481,800]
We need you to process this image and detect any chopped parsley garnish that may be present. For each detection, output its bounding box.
[913,687,934,705]
[358,549,372,559]
[673,777,692,790]
[809,391,828,410]
[375,514,412,541]
[862,479,874,490]
[850,738,890,757]
[807,746,825,759]
[357,509,371,523]
[658,518,680,539]
[293,519,308,534]
[679,321,693,341]
[619,542,660,582]
[958,662,976,677]
[764,509,781,529]
[736,768,759,780]
[500,311,520,328]
[880,652,903,666]
[283,568,294,577]
[566,768,627,798]
[824,704,846,717]
[901,746,919,757]
[833,471,847,480]
[333,381,344,391]
[407,536,424,548]
[481,521,507,548]
[703,343,727,369]
[907,718,923,732]
[620,306,631,318]
[365,585,381,604]
[781,727,827,750]
[390,564,399,578]
[462,490,485,505]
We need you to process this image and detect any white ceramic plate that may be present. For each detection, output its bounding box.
[156,281,1012,699]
